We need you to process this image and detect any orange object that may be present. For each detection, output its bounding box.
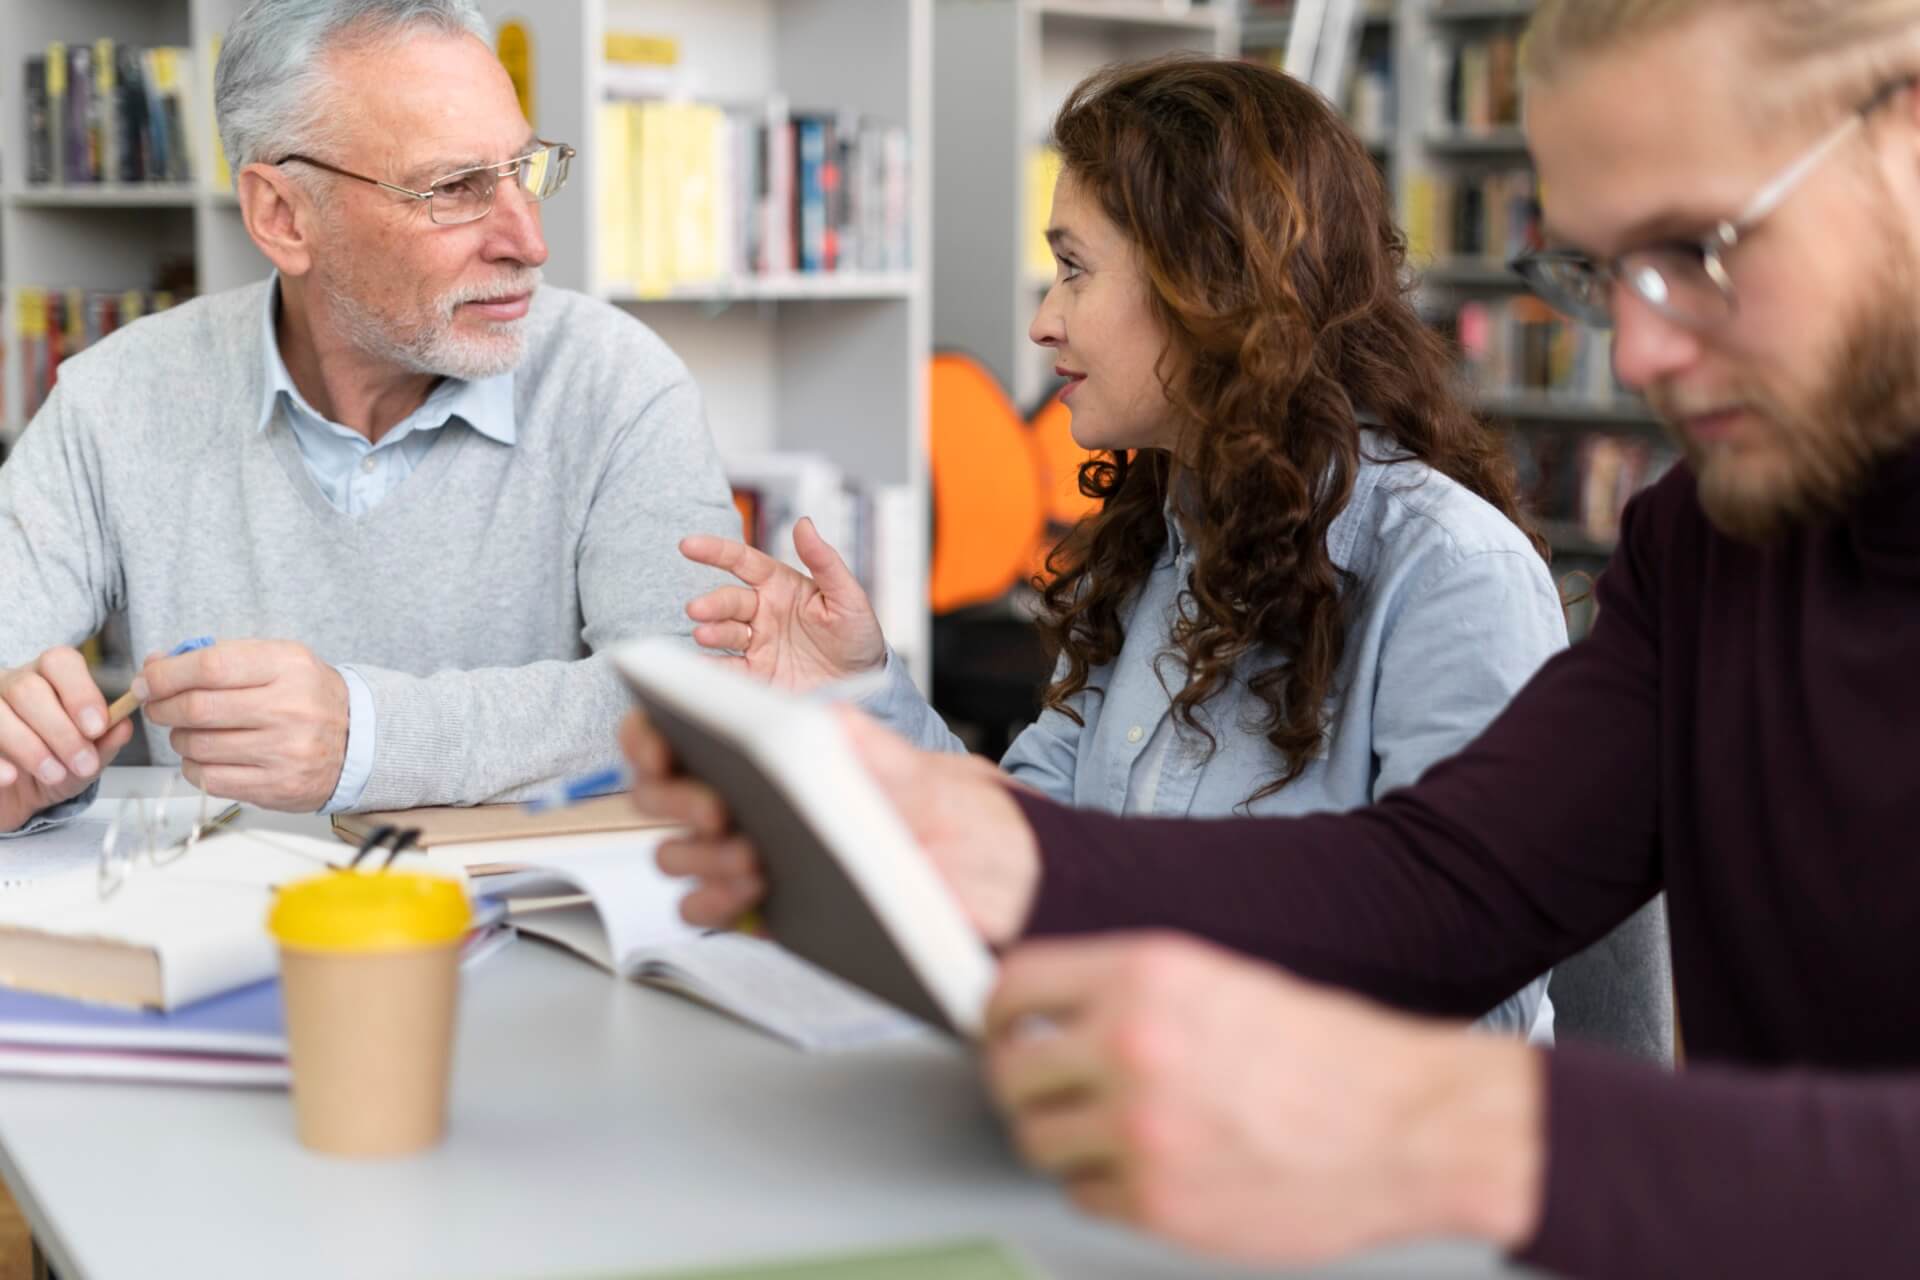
[1028,390,1101,529]
[928,354,1048,613]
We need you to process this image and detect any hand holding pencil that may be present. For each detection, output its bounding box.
[0,646,138,834]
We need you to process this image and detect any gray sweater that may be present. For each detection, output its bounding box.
[0,279,737,811]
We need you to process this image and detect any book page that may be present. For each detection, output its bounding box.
[635,933,928,1053]
[479,832,696,962]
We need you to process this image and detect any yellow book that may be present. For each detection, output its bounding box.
[634,101,673,299]
[1403,171,1437,266]
[676,104,723,287]
[1024,147,1062,283]
[598,101,634,290]
[211,36,231,190]
[605,33,678,66]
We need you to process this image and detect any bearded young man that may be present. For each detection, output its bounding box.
[0,0,736,833]
[627,2,1920,1275]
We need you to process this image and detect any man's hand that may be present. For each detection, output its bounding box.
[622,705,1042,944]
[139,639,350,812]
[681,519,888,692]
[985,933,1546,1264]
[0,647,137,832]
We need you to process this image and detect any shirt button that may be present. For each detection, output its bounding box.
[1126,725,1144,744]
[360,456,377,474]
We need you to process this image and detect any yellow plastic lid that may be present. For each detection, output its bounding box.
[268,871,471,952]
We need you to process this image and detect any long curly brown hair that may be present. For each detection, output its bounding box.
[1037,56,1545,802]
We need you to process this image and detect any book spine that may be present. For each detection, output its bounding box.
[25,57,52,185]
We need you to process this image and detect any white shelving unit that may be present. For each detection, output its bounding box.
[0,0,261,448]
[932,0,1237,411]
[2,0,934,677]
[469,0,933,675]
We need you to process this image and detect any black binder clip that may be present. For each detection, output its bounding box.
[348,825,424,870]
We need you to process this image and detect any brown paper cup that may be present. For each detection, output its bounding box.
[278,942,461,1157]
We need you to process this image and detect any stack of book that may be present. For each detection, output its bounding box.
[1405,168,1541,266]
[1429,31,1522,135]
[24,42,197,186]
[17,287,188,422]
[598,96,913,296]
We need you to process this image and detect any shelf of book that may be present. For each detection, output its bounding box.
[1421,258,1522,289]
[1428,0,1536,23]
[470,0,934,682]
[604,273,921,305]
[1477,392,1663,431]
[1424,128,1530,155]
[1032,0,1236,32]
[10,184,199,208]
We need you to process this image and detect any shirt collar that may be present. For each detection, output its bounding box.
[255,275,516,446]
[1158,421,1401,573]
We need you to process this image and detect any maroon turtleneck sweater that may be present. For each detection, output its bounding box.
[1012,444,1920,1279]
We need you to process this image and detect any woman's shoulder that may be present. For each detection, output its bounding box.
[1334,444,1550,594]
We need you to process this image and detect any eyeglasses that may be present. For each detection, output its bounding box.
[274,140,576,226]
[98,776,243,901]
[1511,77,1916,331]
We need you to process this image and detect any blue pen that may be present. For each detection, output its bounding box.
[105,636,216,729]
[523,765,629,813]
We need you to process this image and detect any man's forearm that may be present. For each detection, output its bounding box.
[347,654,632,811]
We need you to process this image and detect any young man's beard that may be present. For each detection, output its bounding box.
[1660,267,1920,545]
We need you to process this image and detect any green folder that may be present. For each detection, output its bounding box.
[600,1238,1043,1279]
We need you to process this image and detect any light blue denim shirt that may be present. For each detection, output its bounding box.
[257,281,517,811]
[861,438,1568,1038]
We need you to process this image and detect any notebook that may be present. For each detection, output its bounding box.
[610,639,998,1040]
[331,794,671,858]
[483,834,926,1052]
[0,828,470,1011]
[0,923,514,1087]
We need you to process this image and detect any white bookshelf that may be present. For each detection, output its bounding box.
[0,0,261,448]
[2,0,934,678]
[468,0,933,676]
[932,0,1237,411]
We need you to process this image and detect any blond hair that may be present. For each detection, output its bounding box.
[1523,0,1920,120]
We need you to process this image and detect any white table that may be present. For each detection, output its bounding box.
[0,776,1538,1279]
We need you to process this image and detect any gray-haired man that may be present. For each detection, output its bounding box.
[0,0,737,832]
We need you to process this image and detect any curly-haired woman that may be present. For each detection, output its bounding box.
[676,56,1563,1036]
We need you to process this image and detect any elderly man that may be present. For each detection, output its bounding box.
[0,0,735,833]
[631,0,1920,1275]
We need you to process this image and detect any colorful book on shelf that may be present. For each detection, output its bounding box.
[596,91,909,294]
[22,42,195,185]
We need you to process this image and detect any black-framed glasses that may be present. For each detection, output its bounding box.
[274,140,576,226]
[1510,77,1916,331]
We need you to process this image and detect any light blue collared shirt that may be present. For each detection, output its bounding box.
[859,436,1569,1039]
[258,281,517,811]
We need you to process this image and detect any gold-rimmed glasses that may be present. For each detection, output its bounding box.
[274,140,576,226]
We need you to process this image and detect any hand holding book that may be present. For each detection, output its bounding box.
[620,701,1040,947]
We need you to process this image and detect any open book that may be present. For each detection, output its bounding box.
[610,639,998,1040]
[481,834,927,1052]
